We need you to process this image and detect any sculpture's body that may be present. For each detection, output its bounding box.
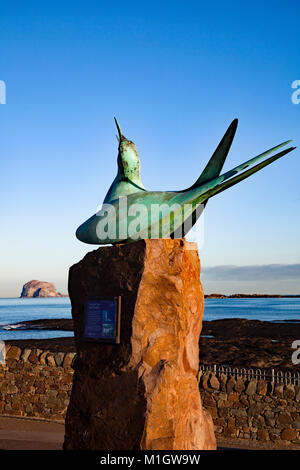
[76,118,295,245]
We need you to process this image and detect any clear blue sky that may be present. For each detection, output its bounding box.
[1,0,299,296]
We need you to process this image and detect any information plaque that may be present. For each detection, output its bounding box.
[84,297,121,343]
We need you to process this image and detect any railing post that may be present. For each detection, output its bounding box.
[198,364,293,386]
[271,369,275,384]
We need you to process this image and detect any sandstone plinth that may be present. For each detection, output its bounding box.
[64,239,216,450]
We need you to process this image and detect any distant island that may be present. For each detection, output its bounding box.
[204,293,300,298]
[20,280,65,298]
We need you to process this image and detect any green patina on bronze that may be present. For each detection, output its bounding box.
[76,118,296,245]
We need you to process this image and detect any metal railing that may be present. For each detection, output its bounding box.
[198,364,300,386]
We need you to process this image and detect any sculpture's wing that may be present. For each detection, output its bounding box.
[176,119,238,231]
[183,118,238,192]
[200,146,296,202]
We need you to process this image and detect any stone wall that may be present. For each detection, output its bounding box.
[0,345,75,420]
[198,370,300,446]
[0,344,299,447]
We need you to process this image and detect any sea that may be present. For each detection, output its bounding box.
[0,297,299,341]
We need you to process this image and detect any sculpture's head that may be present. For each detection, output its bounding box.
[115,117,141,182]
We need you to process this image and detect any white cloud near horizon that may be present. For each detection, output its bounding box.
[1,264,300,298]
[202,264,300,281]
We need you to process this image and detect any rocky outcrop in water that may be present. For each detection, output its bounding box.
[20,280,64,298]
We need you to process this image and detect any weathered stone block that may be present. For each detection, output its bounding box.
[264,411,276,427]
[63,353,76,369]
[209,374,220,390]
[257,379,267,396]
[281,428,298,441]
[269,431,281,442]
[283,384,295,400]
[293,419,300,430]
[201,372,211,390]
[202,394,216,408]
[218,407,230,418]
[54,352,65,367]
[206,407,218,418]
[64,239,216,450]
[274,384,284,398]
[226,377,236,393]
[224,423,238,438]
[6,346,22,361]
[21,349,32,362]
[39,351,50,365]
[217,391,227,401]
[28,352,39,364]
[246,379,257,395]
[277,412,293,426]
[234,378,246,393]
[46,355,56,367]
[240,395,249,406]
[257,429,269,441]
[228,392,239,402]
[214,425,223,434]
[248,403,263,417]
[220,373,227,392]
[6,385,18,394]
[231,409,247,418]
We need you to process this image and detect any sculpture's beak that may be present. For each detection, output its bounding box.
[114,117,126,142]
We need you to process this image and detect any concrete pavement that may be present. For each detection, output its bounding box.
[0,416,64,450]
[0,415,298,451]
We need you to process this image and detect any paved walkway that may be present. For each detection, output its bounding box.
[0,416,298,451]
[0,416,64,450]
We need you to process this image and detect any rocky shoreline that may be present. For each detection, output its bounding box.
[2,318,73,331]
[3,318,299,371]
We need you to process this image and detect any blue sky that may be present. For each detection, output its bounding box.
[0,0,299,296]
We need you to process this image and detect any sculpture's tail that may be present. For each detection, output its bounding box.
[175,140,295,238]
[200,143,296,202]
